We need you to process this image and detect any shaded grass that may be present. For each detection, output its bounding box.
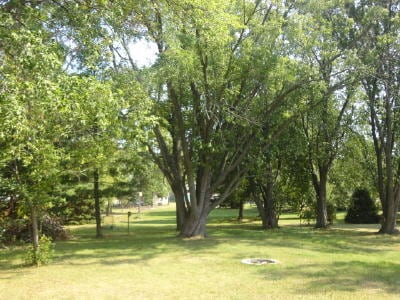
[1,205,400,299]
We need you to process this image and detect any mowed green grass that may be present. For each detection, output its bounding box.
[1,205,400,300]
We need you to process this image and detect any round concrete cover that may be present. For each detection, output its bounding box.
[241,258,279,265]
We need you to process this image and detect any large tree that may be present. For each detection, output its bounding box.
[354,0,400,233]
[46,1,149,237]
[141,0,309,237]
[0,2,66,264]
[45,0,312,237]
[291,0,361,228]
[59,76,124,238]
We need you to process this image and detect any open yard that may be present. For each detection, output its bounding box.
[1,205,400,300]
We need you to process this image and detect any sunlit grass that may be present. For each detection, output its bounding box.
[1,205,400,299]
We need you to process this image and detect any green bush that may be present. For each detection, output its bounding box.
[299,206,315,225]
[25,235,55,266]
[345,188,380,224]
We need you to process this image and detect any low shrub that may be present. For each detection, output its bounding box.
[299,206,315,225]
[25,235,54,266]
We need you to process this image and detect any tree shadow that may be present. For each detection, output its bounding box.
[254,260,400,295]
[2,207,399,289]
[0,220,222,270]
[210,222,399,253]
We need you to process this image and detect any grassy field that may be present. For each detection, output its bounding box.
[1,205,400,300]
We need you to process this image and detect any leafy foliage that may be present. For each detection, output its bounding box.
[1,0,399,239]
[25,235,54,267]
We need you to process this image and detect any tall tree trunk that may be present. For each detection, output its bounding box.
[380,199,398,234]
[30,207,40,266]
[172,184,186,231]
[262,181,278,229]
[379,184,399,234]
[313,168,328,228]
[94,168,103,238]
[254,196,267,228]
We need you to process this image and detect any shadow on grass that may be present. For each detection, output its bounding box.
[142,209,178,217]
[208,221,399,255]
[15,219,221,269]
[2,205,400,299]
[118,219,175,225]
[254,260,400,295]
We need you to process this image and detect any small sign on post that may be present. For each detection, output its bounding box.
[127,211,132,235]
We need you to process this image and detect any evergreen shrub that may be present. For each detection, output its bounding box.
[345,188,380,224]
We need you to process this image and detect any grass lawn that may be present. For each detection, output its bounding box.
[1,205,400,299]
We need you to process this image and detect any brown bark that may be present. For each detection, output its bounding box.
[263,181,278,229]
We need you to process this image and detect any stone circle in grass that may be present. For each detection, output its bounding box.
[241,258,279,265]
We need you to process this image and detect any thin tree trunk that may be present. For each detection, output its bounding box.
[238,198,244,221]
[94,168,102,238]
[171,184,186,231]
[254,197,267,228]
[379,101,396,233]
[31,207,40,266]
[249,177,267,228]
